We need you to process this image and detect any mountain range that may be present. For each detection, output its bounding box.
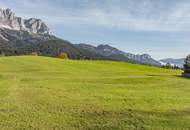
[75,43,161,66]
[0,8,49,34]
[0,8,163,66]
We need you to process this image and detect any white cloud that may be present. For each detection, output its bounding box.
[41,0,190,32]
[1,0,190,32]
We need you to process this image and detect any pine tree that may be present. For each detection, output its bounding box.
[184,55,190,74]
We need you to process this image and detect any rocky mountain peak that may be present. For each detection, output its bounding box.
[97,44,121,53]
[0,8,14,20]
[141,54,152,59]
[76,43,161,66]
[0,8,49,34]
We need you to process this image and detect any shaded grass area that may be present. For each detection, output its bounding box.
[0,56,190,130]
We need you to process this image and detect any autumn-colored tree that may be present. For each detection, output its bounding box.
[59,52,69,59]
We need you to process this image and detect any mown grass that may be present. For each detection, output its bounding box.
[0,56,190,130]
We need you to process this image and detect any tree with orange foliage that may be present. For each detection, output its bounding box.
[59,52,69,59]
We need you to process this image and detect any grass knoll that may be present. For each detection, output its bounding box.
[0,56,190,130]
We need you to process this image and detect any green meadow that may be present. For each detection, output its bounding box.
[0,56,190,130]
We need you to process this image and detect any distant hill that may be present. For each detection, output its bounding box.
[0,8,106,60]
[76,43,161,66]
[0,27,161,66]
[0,28,106,60]
[160,58,185,67]
[0,8,161,66]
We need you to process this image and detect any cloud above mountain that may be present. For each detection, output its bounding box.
[1,0,190,32]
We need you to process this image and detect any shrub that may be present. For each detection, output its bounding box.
[59,52,69,59]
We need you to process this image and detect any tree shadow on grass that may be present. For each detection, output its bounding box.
[145,74,171,77]
[174,75,190,80]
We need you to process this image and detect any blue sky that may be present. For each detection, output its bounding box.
[0,0,190,59]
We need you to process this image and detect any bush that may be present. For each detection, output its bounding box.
[59,52,69,59]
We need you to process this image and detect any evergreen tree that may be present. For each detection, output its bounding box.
[184,55,190,74]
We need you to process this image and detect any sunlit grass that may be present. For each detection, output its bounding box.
[0,56,189,130]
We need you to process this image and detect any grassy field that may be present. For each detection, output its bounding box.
[0,56,190,130]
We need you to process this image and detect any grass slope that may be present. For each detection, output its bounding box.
[0,56,190,130]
